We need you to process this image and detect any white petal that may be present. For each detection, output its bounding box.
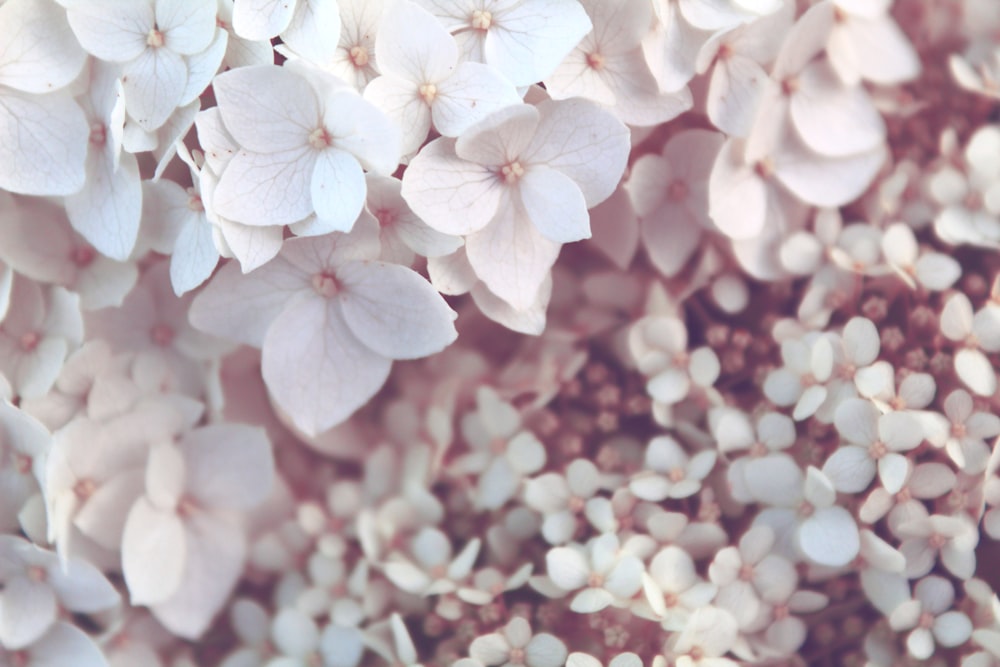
[149,512,247,640]
[546,546,590,591]
[773,141,888,208]
[0,0,87,93]
[280,0,342,64]
[261,294,392,436]
[213,64,317,152]
[181,424,274,510]
[465,194,561,310]
[834,398,879,445]
[519,165,590,243]
[337,261,457,360]
[402,137,504,236]
[955,348,997,397]
[570,587,614,613]
[122,47,187,131]
[915,253,961,291]
[311,148,366,231]
[798,506,860,567]
[272,608,319,658]
[744,454,804,506]
[64,1,150,63]
[933,611,973,648]
[821,445,875,493]
[232,0,296,40]
[213,146,316,226]
[433,61,522,137]
[0,575,56,649]
[523,97,630,208]
[0,90,88,196]
[170,217,219,296]
[29,622,108,667]
[483,0,592,86]
[121,497,187,606]
[526,634,568,667]
[789,60,885,157]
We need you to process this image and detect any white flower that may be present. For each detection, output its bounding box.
[826,0,921,86]
[0,399,50,533]
[65,0,220,131]
[710,407,796,505]
[889,576,973,660]
[524,459,606,545]
[381,526,481,601]
[939,293,1000,396]
[210,63,401,233]
[455,386,546,511]
[629,435,716,501]
[65,61,143,262]
[708,525,797,630]
[545,533,645,613]
[821,397,925,495]
[189,226,458,436]
[364,0,521,157]
[858,460,956,533]
[754,466,861,567]
[694,1,794,137]
[919,389,1000,473]
[642,545,717,631]
[545,0,691,126]
[365,173,463,267]
[0,197,138,311]
[121,423,274,638]
[880,222,961,291]
[854,361,935,414]
[0,622,110,667]
[625,129,723,277]
[323,0,384,91]
[669,605,740,667]
[896,513,978,580]
[0,277,83,400]
[402,98,629,309]
[469,617,567,667]
[0,535,119,649]
[762,332,834,421]
[0,0,89,196]
[930,125,1000,249]
[414,0,592,87]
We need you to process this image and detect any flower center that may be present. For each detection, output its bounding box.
[374,207,396,227]
[668,467,686,483]
[89,123,107,146]
[738,564,755,581]
[19,331,40,352]
[349,45,369,67]
[928,533,947,549]
[72,245,96,267]
[27,565,46,582]
[868,440,888,459]
[75,478,97,499]
[509,648,526,665]
[754,158,775,179]
[749,442,768,457]
[663,592,678,607]
[312,272,340,298]
[187,188,204,212]
[309,127,334,150]
[150,323,175,347]
[567,495,585,512]
[178,495,199,517]
[586,52,605,70]
[781,76,799,95]
[419,83,438,104]
[587,572,604,587]
[951,422,967,438]
[667,180,689,201]
[146,28,165,48]
[14,454,31,474]
[918,611,935,629]
[471,9,492,31]
[774,604,789,620]
[501,161,525,184]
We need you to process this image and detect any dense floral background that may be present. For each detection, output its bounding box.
[1,0,1000,665]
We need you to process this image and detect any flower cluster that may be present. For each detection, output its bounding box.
[1,0,1000,666]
